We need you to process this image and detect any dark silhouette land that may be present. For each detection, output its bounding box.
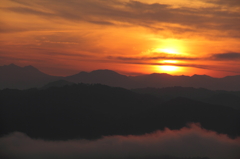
[1,83,239,140]
[1,64,240,159]
[1,64,240,91]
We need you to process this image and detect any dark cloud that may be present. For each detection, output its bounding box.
[109,54,199,61]
[204,0,240,7]
[212,52,240,60]
[107,54,240,73]
[5,0,240,37]
[0,123,239,159]
[5,7,54,17]
[108,54,210,70]
[117,61,215,71]
[88,20,115,25]
[0,22,32,33]
[0,26,27,33]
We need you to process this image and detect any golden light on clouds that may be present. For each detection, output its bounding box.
[0,0,240,77]
[162,60,178,64]
[154,48,179,54]
[154,60,181,74]
[152,39,187,56]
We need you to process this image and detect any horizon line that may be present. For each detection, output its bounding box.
[1,63,239,79]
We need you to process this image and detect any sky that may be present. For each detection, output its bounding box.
[0,0,240,77]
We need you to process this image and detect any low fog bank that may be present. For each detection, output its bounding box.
[0,123,239,159]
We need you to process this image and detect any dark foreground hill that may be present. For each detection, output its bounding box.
[132,87,240,110]
[0,84,239,140]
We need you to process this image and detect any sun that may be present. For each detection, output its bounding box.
[159,60,179,72]
[155,60,181,74]
[159,65,179,72]
[153,47,181,55]
[151,43,185,74]
[160,48,178,54]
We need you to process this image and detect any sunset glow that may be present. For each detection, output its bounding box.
[158,65,180,73]
[162,60,178,64]
[0,0,240,77]
[1,2,240,158]
[156,48,179,54]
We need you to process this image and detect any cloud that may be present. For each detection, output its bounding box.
[0,123,239,159]
[5,0,240,37]
[109,54,199,61]
[5,7,54,17]
[203,0,240,7]
[107,55,214,70]
[117,61,216,71]
[107,52,240,73]
[212,52,240,60]
[0,22,30,33]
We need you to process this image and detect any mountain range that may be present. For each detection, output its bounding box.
[0,64,59,89]
[133,87,240,110]
[1,83,239,140]
[1,64,240,91]
[1,64,240,159]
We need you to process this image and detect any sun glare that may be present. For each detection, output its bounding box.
[153,47,181,55]
[154,64,182,74]
[161,48,178,54]
[152,39,187,56]
[160,65,178,72]
[162,60,178,64]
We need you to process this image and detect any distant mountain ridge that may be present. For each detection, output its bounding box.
[41,80,75,89]
[64,69,141,89]
[1,64,240,90]
[132,86,240,110]
[0,64,61,89]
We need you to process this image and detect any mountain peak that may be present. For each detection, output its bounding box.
[41,80,75,89]
[6,63,20,68]
[0,64,60,89]
[90,69,127,78]
[9,63,18,67]
[192,74,211,78]
[0,63,21,71]
[148,73,172,77]
[23,65,39,71]
[91,69,120,75]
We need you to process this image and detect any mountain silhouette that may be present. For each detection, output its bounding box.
[1,64,240,91]
[41,80,75,89]
[0,64,61,89]
[0,83,239,140]
[64,69,240,90]
[204,92,240,110]
[129,73,240,90]
[65,69,137,88]
[133,87,240,110]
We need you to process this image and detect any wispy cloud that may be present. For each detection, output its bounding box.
[1,0,240,76]
[203,0,240,7]
[108,60,216,71]
[0,123,239,159]
[107,52,240,73]
[3,0,240,37]
[108,54,200,61]
[5,7,54,17]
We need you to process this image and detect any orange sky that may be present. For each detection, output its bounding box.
[1,0,240,77]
